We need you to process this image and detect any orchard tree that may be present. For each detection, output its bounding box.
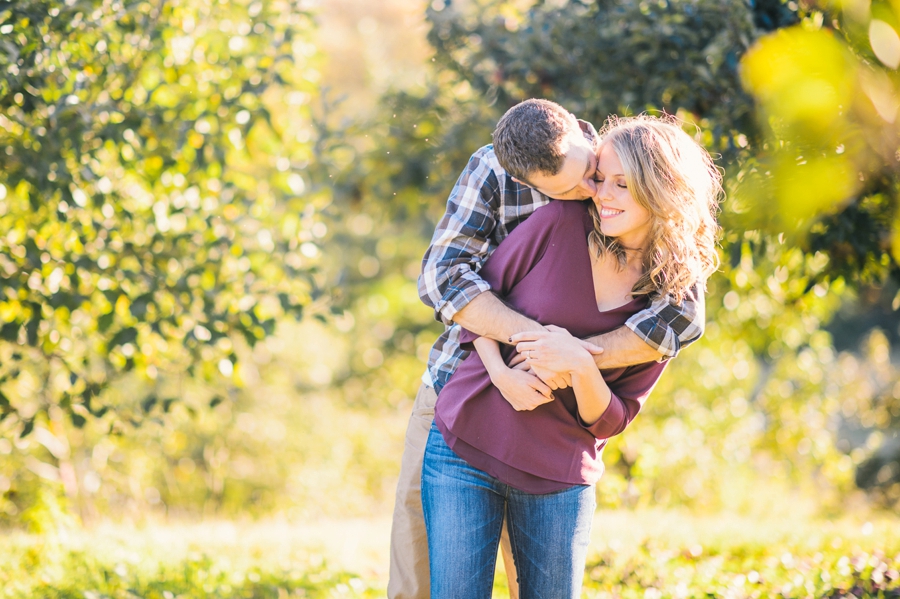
[738,0,900,501]
[0,0,337,435]
[739,0,900,289]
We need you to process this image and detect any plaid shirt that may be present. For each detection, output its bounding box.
[418,144,705,392]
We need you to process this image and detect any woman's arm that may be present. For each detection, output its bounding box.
[506,327,612,424]
[568,354,612,426]
[472,337,555,412]
[510,326,665,437]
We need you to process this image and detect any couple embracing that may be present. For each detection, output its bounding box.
[389,99,722,599]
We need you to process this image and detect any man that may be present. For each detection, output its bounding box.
[388,99,704,598]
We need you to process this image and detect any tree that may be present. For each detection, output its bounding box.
[739,0,900,289]
[0,0,333,435]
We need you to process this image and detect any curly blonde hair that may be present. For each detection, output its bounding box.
[588,115,722,303]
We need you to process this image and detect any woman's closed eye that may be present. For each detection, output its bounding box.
[594,175,628,190]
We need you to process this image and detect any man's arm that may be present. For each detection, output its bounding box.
[584,285,706,368]
[452,292,543,342]
[515,286,707,374]
[418,146,556,338]
[418,147,513,326]
[583,327,661,369]
[454,293,571,390]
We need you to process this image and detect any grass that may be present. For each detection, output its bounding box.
[2,510,899,598]
[581,510,900,598]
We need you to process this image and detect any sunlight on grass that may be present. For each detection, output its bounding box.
[2,510,898,598]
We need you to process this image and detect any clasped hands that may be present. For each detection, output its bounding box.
[490,325,603,412]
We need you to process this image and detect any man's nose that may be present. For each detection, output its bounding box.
[583,178,598,197]
[590,181,605,202]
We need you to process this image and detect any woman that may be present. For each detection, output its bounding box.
[421,115,722,598]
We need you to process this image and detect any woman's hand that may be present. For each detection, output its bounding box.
[473,336,555,411]
[505,336,571,390]
[510,325,600,379]
[509,353,573,390]
[490,367,556,412]
[511,325,612,425]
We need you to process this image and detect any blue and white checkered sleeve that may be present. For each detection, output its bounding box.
[418,148,501,326]
[624,285,706,360]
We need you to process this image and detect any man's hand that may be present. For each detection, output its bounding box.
[491,368,556,412]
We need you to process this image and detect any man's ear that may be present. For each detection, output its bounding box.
[577,118,598,140]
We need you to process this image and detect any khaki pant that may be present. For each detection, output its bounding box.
[388,382,519,599]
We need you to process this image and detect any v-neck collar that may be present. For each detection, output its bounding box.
[577,204,646,315]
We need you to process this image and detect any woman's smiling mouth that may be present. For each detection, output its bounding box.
[600,207,624,218]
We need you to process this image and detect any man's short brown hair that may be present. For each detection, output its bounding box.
[492,99,581,182]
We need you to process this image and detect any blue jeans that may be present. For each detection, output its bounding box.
[421,422,595,599]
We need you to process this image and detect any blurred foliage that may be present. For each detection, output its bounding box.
[5,0,900,531]
[0,0,399,526]
[583,542,900,599]
[426,0,759,160]
[0,320,416,526]
[738,0,900,289]
[735,0,900,503]
[0,0,334,434]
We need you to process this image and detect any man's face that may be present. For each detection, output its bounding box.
[516,134,598,200]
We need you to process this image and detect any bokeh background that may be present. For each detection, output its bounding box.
[3,0,900,596]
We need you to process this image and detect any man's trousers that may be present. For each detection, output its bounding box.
[388,382,519,599]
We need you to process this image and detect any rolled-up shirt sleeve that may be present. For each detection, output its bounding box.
[453,202,563,350]
[418,149,503,325]
[579,360,667,439]
[624,284,705,360]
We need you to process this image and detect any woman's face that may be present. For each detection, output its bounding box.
[592,143,652,250]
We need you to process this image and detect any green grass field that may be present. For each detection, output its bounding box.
[2,510,899,598]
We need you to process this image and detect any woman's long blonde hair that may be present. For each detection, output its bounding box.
[588,114,722,304]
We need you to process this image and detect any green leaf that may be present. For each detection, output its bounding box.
[141,394,158,413]
[97,311,115,333]
[70,412,86,428]
[109,327,138,347]
[0,323,19,342]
